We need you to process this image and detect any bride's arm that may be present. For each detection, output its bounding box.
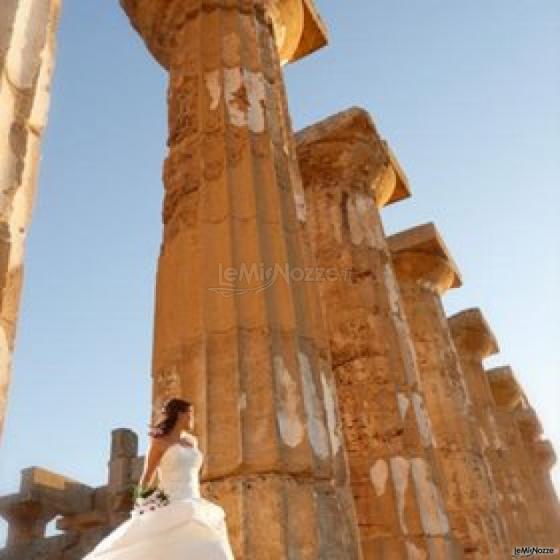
[138,438,166,490]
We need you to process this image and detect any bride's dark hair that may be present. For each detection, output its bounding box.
[149,398,191,438]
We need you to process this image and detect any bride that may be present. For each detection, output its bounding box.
[84,398,235,559]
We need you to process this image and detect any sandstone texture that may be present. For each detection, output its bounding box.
[296,109,460,559]
[0,430,141,559]
[389,225,511,558]
[121,1,362,558]
[1,1,559,559]
[0,0,60,439]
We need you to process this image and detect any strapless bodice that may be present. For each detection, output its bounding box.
[157,444,203,501]
[84,442,235,560]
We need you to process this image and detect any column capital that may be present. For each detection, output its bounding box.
[296,107,410,207]
[532,439,557,471]
[388,223,462,294]
[448,308,499,359]
[120,0,327,69]
[487,366,523,411]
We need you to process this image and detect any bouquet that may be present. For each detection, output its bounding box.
[131,485,170,516]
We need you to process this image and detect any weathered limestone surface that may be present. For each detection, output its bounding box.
[0,429,140,560]
[485,367,534,546]
[296,108,460,559]
[0,0,61,440]
[388,225,507,559]
[1,3,559,559]
[120,1,361,558]
[448,309,512,555]
[526,439,560,548]
[487,368,560,548]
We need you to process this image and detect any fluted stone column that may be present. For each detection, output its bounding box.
[516,411,560,547]
[448,309,512,555]
[526,439,560,548]
[296,108,459,559]
[488,368,560,548]
[0,0,61,439]
[120,1,361,558]
[388,224,501,559]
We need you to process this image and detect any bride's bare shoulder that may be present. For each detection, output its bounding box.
[182,432,198,448]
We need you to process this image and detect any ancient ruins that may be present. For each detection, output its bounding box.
[0,0,60,440]
[0,1,558,559]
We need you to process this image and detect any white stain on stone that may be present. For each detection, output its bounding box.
[390,456,410,535]
[205,70,221,111]
[347,195,363,246]
[383,263,422,386]
[384,263,401,315]
[0,82,17,213]
[355,194,376,248]
[370,459,389,497]
[412,393,436,448]
[238,392,247,411]
[224,68,245,128]
[5,0,50,90]
[294,192,307,224]
[406,542,427,560]
[223,67,266,133]
[273,355,304,448]
[347,193,379,248]
[298,352,330,460]
[410,458,450,536]
[243,70,266,133]
[320,371,341,457]
[398,393,410,421]
[1,0,56,223]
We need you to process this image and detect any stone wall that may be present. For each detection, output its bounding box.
[0,0,61,439]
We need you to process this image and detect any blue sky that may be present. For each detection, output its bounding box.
[1,0,559,541]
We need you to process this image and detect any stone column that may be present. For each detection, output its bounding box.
[107,429,138,525]
[527,439,560,548]
[0,0,61,439]
[120,1,361,558]
[3,502,55,547]
[296,108,459,559]
[388,224,501,559]
[448,309,512,555]
[488,368,560,548]
[517,413,560,547]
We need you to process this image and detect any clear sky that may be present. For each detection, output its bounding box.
[1,0,559,543]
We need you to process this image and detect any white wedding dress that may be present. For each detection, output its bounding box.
[84,443,235,559]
